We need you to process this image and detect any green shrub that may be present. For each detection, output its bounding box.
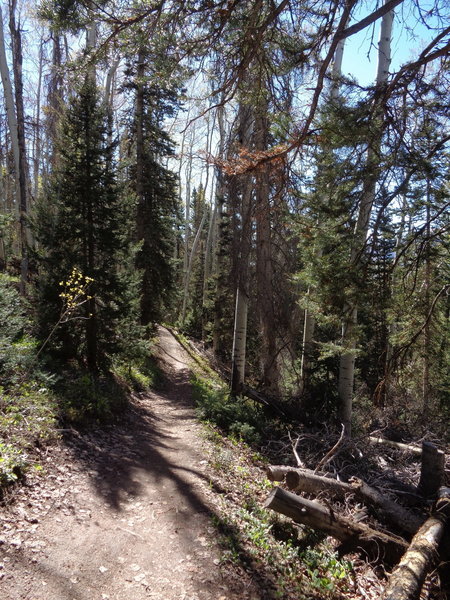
[55,369,128,424]
[191,374,265,445]
[0,274,35,385]
[0,442,27,486]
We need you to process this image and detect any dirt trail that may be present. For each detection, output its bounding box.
[0,327,252,600]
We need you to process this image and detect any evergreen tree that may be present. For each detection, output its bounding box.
[34,78,134,372]
[125,49,181,325]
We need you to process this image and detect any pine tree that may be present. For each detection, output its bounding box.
[34,77,134,372]
[125,49,181,326]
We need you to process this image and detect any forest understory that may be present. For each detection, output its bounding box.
[1,327,449,600]
[1,1,450,598]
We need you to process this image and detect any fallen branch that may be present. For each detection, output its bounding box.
[288,432,305,468]
[368,437,422,456]
[264,486,408,564]
[285,469,353,498]
[314,424,345,473]
[350,477,423,536]
[241,384,288,418]
[284,468,423,536]
[383,487,450,600]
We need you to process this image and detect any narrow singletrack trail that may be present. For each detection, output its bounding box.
[0,327,258,600]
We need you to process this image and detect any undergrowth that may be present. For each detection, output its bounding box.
[0,274,157,495]
[205,431,354,599]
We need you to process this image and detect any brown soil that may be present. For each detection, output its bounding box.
[0,327,262,600]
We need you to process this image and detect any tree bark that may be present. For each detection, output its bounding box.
[0,6,20,220]
[230,103,253,394]
[264,486,408,563]
[8,0,30,292]
[255,105,280,396]
[271,467,422,535]
[418,441,445,500]
[338,2,394,436]
[383,488,450,600]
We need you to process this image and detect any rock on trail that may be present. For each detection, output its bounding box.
[0,327,251,600]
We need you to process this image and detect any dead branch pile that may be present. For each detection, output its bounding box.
[262,436,449,600]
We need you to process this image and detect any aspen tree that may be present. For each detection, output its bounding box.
[338,1,394,436]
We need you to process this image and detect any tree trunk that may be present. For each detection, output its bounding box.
[422,186,431,417]
[230,104,253,394]
[255,107,280,395]
[270,466,423,535]
[383,488,450,600]
[181,210,207,323]
[418,441,445,500]
[231,286,249,394]
[0,6,20,225]
[8,0,30,293]
[264,486,408,563]
[32,38,44,202]
[338,2,394,435]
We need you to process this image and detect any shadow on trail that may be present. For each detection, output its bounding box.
[60,363,281,599]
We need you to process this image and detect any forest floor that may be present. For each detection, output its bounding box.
[0,327,270,600]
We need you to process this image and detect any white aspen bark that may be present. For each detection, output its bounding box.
[85,19,97,83]
[103,56,119,109]
[199,109,217,325]
[338,2,394,436]
[179,123,194,283]
[331,32,346,92]
[231,286,249,394]
[208,103,226,284]
[0,140,5,265]
[230,104,253,394]
[230,173,252,394]
[5,0,31,291]
[86,21,97,51]
[181,144,193,308]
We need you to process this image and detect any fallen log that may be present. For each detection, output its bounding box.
[264,486,408,564]
[266,465,311,482]
[350,477,423,536]
[275,468,423,536]
[285,469,353,498]
[383,487,450,600]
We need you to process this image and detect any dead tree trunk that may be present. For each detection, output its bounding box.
[264,486,408,564]
[280,468,422,535]
[383,487,450,600]
[418,442,445,499]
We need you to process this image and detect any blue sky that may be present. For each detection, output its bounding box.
[341,3,443,86]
